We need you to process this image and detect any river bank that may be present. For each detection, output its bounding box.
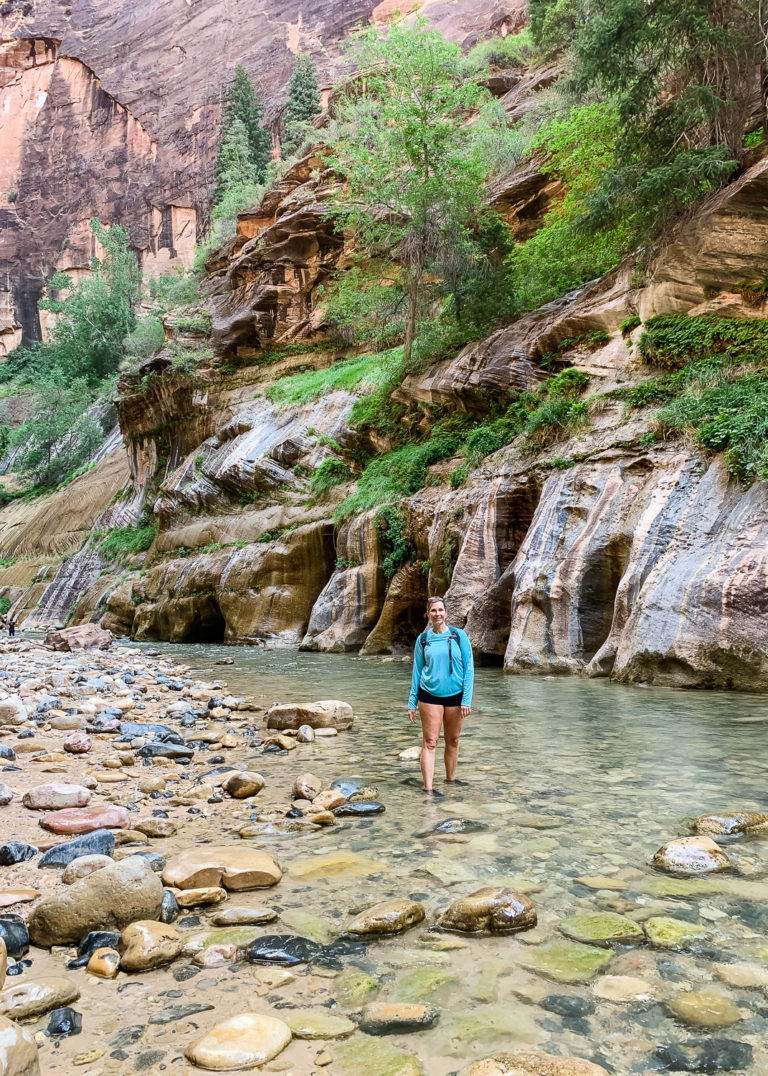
[1,636,767,1075]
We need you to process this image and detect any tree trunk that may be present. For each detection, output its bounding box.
[403,272,421,366]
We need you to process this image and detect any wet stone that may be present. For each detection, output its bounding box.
[540,995,596,1018]
[643,917,712,950]
[223,772,265,799]
[0,843,37,866]
[46,1006,82,1037]
[135,818,177,838]
[160,889,180,924]
[359,1002,440,1035]
[162,846,281,890]
[439,886,537,934]
[652,836,731,875]
[247,935,322,966]
[0,976,80,1020]
[333,801,385,817]
[655,1038,753,1072]
[38,829,115,868]
[694,811,768,836]
[119,920,183,971]
[347,899,425,936]
[667,991,743,1028]
[173,964,201,982]
[136,742,194,761]
[283,1009,355,1039]
[521,940,613,983]
[0,916,29,959]
[86,948,120,979]
[185,1012,292,1069]
[148,1003,215,1025]
[212,906,277,926]
[422,817,487,836]
[0,746,16,761]
[559,912,645,947]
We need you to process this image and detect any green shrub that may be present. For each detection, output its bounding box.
[462,28,535,72]
[619,315,641,334]
[268,348,403,410]
[310,457,352,494]
[449,463,469,488]
[374,505,413,582]
[638,315,768,369]
[149,270,201,309]
[124,317,165,358]
[98,524,156,562]
[0,597,10,615]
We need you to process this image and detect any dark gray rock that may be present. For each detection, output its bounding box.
[333,801,385,817]
[0,842,37,866]
[246,935,322,966]
[47,1007,82,1038]
[541,995,596,1018]
[656,1038,753,1072]
[0,914,30,958]
[159,890,180,924]
[38,829,115,868]
[136,742,194,761]
[148,1004,214,1025]
[119,723,184,744]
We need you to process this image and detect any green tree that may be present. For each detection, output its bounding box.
[529,0,759,236]
[32,219,140,387]
[10,376,103,487]
[328,19,491,364]
[282,51,322,158]
[214,65,270,204]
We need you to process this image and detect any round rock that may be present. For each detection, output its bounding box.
[222,772,265,799]
[119,920,183,971]
[652,836,731,874]
[667,991,743,1027]
[347,899,425,936]
[62,855,113,884]
[0,977,80,1020]
[185,1012,291,1070]
[0,1014,39,1075]
[22,783,91,811]
[292,773,324,801]
[359,1002,439,1035]
[439,887,537,934]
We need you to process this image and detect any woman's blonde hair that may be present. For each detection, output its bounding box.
[426,595,445,613]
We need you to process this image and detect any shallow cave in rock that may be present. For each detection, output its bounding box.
[575,536,630,663]
[176,597,226,643]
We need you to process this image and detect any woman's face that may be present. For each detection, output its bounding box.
[428,601,446,629]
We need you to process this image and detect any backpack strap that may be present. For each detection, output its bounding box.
[420,627,462,675]
[418,630,429,659]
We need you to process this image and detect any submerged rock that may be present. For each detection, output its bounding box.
[655,1038,753,1072]
[559,912,644,947]
[464,1052,609,1075]
[284,1009,355,1039]
[211,906,277,927]
[520,940,613,983]
[162,846,281,890]
[652,836,731,874]
[266,700,353,731]
[292,772,324,800]
[29,856,163,947]
[667,991,743,1028]
[334,1033,425,1076]
[185,1012,291,1069]
[439,887,537,934]
[643,917,712,951]
[359,1002,439,1035]
[347,899,425,936]
[333,801,385,817]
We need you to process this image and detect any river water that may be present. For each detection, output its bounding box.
[112,642,768,1076]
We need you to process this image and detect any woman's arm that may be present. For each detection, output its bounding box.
[459,629,474,708]
[408,637,425,712]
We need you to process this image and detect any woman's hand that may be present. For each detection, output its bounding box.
[461,705,471,719]
[408,709,418,724]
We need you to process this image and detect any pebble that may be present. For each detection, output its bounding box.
[247,935,322,966]
[86,947,120,979]
[135,818,177,838]
[63,732,93,754]
[185,1012,292,1069]
[46,1006,82,1037]
[266,700,353,731]
[293,773,324,800]
[0,890,38,910]
[333,801,385,817]
[655,1038,753,1073]
[193,943,238,967]
[296,725,315,743]
[643,916,712,950]
[714,962,768,989]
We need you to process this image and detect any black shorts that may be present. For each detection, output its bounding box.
[417,687,463,707]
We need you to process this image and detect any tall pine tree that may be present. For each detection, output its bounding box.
[282,51,321,158]
[213,65,270,206]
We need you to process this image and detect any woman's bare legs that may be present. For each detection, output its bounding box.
[442,704,464,781]
[418,701,444,791]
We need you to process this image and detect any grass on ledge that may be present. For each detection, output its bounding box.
[266,347,404,410]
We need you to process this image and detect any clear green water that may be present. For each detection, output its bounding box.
[139,644,768,1074]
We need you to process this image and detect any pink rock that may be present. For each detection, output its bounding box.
[45,624,112,652]
[64,732,93,754]
[22,783,92,811]
[39,805,130,834]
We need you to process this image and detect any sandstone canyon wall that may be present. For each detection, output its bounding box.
[0,0,524,345]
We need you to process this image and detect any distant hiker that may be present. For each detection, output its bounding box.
[7,620,15,637]
[408,596,474,795]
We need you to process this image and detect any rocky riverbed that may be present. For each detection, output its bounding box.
[1,634,768,1075]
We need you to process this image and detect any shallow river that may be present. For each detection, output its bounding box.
[31,643,768,1075]
[127,644,768,1075]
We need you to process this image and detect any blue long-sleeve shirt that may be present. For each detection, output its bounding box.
[408,626,474,709]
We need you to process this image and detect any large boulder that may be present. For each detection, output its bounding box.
[28,856,163,947]
[439,887,537,934]
[45,624,112,652]
[162,847,282,891]
[266,700,353,731]
[0,1014,40,1074]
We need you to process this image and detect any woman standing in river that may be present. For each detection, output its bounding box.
[408,596,474,795]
